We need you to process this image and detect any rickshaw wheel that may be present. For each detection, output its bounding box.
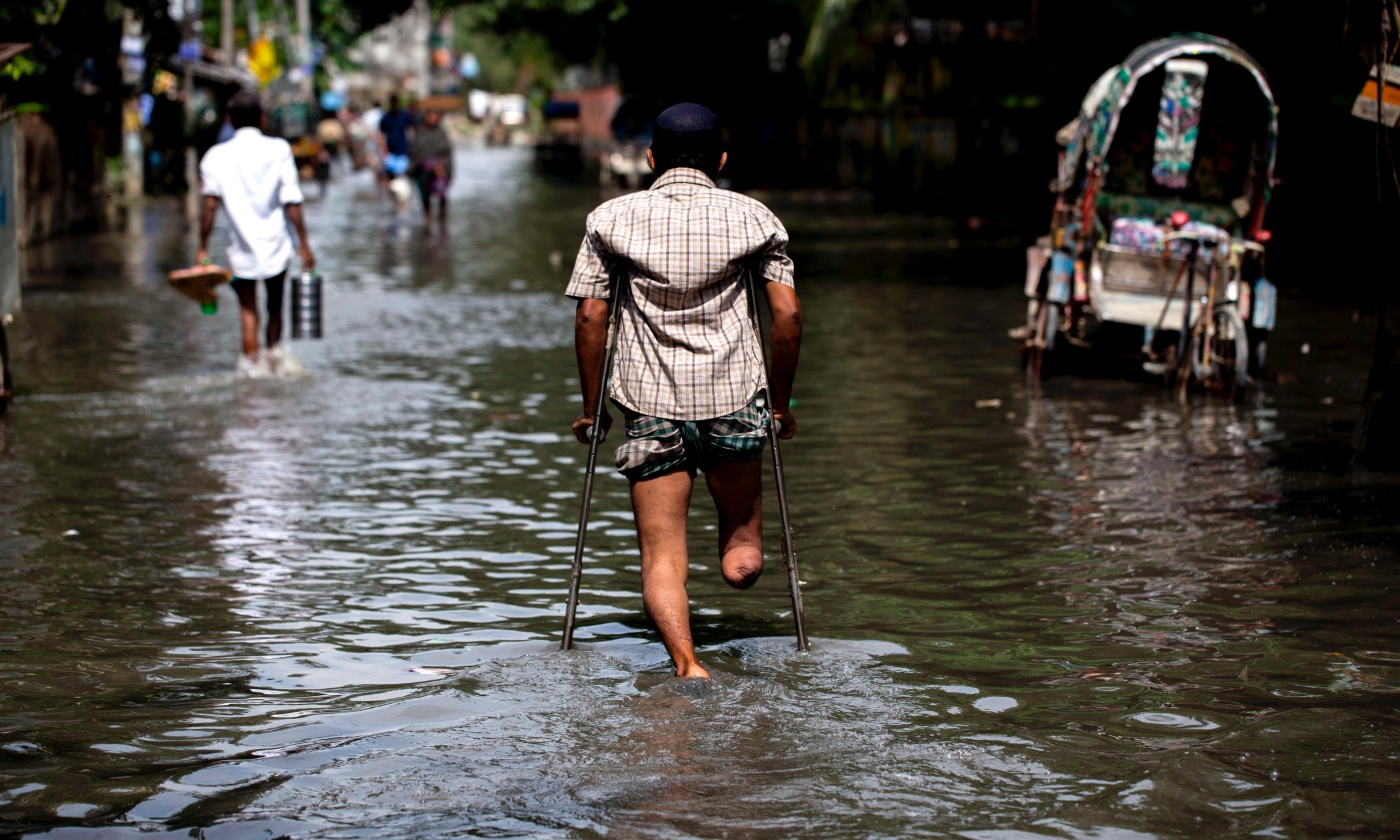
[1199,307,1250,399]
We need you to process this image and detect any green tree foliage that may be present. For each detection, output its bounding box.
[453,4,564,92]
[801,0,861,73]
[0,0,72,29]
[457,0,805,99]
[198,0,415,68]
[1,0,176,49]
[1,54,39,82]
[459,0,628,67]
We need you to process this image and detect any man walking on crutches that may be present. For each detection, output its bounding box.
[565,103,804,679]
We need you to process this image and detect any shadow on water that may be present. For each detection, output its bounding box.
[1,145,1398,837]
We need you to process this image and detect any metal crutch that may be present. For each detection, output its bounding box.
[561,273,624,651]
[745,270,811,652]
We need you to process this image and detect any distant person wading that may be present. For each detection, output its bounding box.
[567,103,803,680]
[197,91,316,377]
[409,108,453,234]
[378,93,416,181]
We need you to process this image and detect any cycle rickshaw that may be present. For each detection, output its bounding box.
[1020,34,1279,397]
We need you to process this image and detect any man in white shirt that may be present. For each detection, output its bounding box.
[197,91,316,374]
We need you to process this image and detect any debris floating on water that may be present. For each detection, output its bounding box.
[972,696,1018,713]
[975,399,1002,409]
[62,529,79,537]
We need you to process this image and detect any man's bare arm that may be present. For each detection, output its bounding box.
[197,195,219,264]
[571,297,612,444]
[763,281,802,440]
[284,203,316,269]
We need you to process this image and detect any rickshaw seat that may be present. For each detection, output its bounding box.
[1095,192,1239,234]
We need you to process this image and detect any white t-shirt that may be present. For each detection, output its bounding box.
[361,107,384,135]
[199,127,305,279]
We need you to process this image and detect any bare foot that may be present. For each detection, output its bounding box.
[669,675,713,697]
[675,660,710,680]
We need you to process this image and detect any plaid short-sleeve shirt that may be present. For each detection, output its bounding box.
[566,168,795,421]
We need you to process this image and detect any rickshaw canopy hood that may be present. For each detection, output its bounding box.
[1056,33,1278,211]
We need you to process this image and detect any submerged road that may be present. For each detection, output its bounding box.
[1,145,1397,837]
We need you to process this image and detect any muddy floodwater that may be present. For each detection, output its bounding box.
[2,146,1397,838]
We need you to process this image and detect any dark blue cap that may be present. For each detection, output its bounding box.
[650,103,722,157]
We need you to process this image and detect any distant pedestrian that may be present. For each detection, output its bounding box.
[378,93,416,181]
[567,103,803,680]
[409,108,453,234]
[316,113,347,167]
[344,107,368,170]
[314,113,347,196]
[359,100,384,181]
[197,91,316,376]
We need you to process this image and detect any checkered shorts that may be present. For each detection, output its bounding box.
[614,394,769,481]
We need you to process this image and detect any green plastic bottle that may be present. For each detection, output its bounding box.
[198,256,219,315]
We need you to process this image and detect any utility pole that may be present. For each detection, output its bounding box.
[294,0,313,99]
[119,11,145,206]
[181,0,201,220]
[246,0,259,48]
[221,0,235,66]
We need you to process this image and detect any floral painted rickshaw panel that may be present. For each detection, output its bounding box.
[1151,58,1209,190]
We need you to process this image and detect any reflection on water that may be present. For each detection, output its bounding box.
[1,146,1397,837]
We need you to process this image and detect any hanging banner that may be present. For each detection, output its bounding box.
[1152,58,1209,190]
[1352,63,1400,127]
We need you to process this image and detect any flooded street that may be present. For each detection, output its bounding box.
[2,145,1398,838]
